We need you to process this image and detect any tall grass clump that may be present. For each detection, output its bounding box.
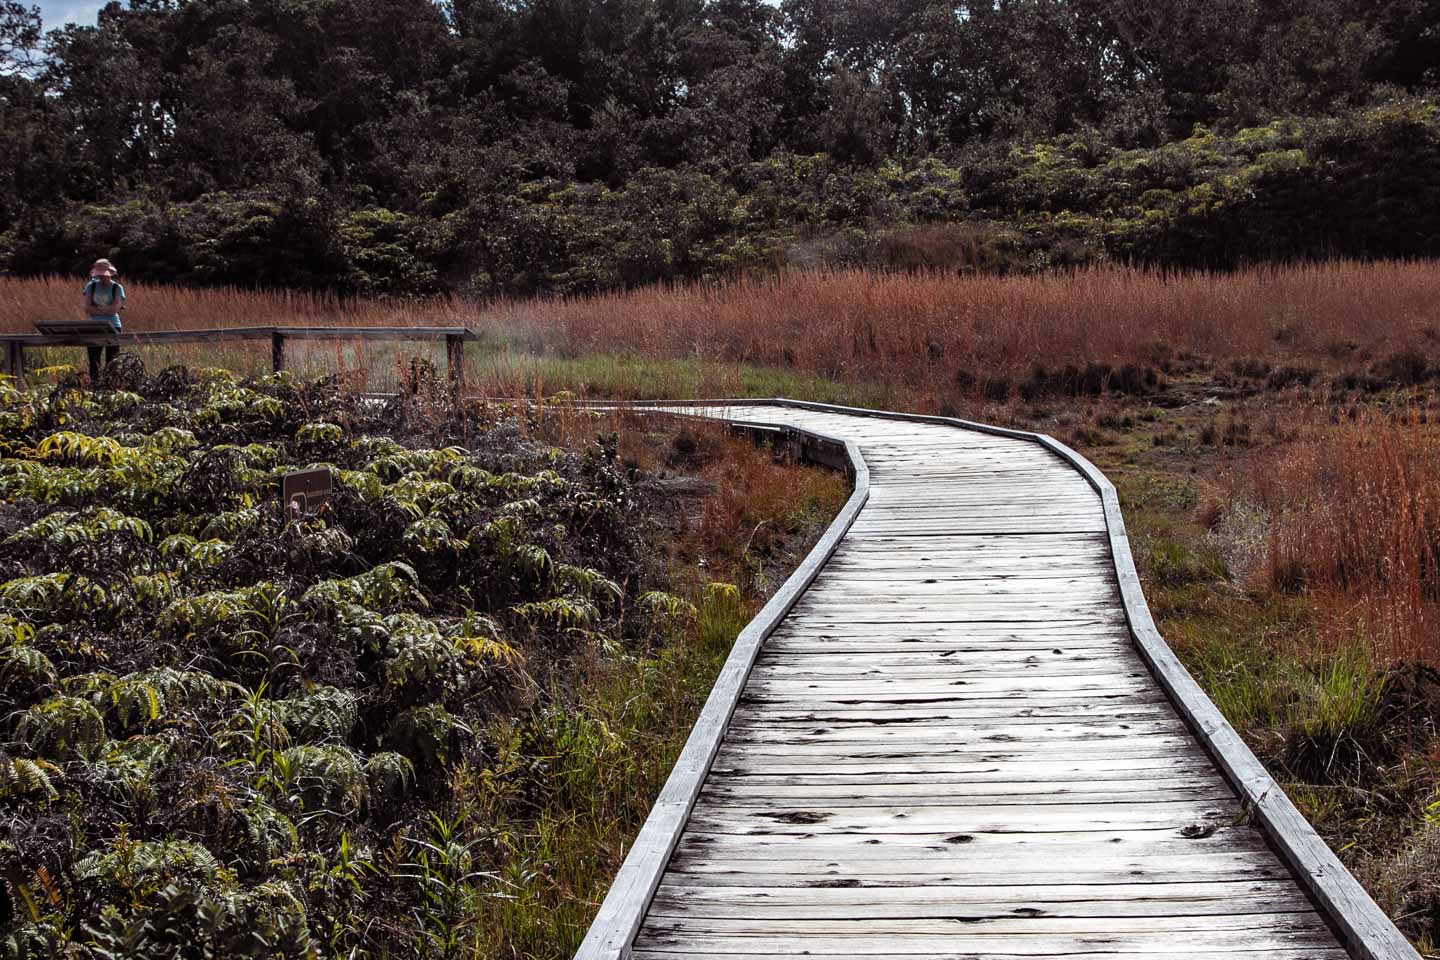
[1250,411,1440,663]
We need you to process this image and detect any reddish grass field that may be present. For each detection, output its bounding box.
[496,259,1440,394]
[7,259,1440,393]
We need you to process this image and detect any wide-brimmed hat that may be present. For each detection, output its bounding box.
[89,259,118,278]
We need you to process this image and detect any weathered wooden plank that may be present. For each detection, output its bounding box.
[640,912,1327,937]
[631,927,1336,955]
[682,800,1234,836]
[722,717,1191,740]
[707,755,1213,782]
[648,881,1313,919]
[672,826,1264,860]
[659,860,1295,887]
[633,951,1352,960]
[698,786,1234,808]
[726,707,1184,728]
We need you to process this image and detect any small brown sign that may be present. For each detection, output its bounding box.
[282,467,333,518]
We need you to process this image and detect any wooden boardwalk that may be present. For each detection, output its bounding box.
[578,401,1417,960]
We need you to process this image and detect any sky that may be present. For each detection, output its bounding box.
[37,1,106,28]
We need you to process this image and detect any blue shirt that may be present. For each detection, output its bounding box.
[82,279,125,330]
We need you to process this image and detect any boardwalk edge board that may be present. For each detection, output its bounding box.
[573,420,871,960]
[573,398,1418,960]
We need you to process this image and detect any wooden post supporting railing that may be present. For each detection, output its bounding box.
[446,333,465,398]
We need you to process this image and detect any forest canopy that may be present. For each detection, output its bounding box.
[1,0,1438,296]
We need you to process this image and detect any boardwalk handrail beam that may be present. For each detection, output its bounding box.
[0,323,477,391]
[575,397,1420,960]
[575,413,871,960]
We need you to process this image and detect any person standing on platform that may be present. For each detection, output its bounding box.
[81,258,125,378]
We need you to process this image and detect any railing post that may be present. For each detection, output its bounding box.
[446,334,464,399]
[271,331,285,373]
[5,342,23,387]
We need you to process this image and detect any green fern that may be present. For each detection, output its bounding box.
[402,516,467,554]
[198,507,260,540]
[446,462,495,492]
[0,572,106,617]
[278,686,359,743]
[5,507,153,548]
[639,590,698,622]
[512,595,599,628]
[76,668,244,730]
[304,562,423,610]
[554,564,622,604]
[0,755,61,801]
[16,694,106,760]
[86,736,171,797]
[129,572,177,607]
[387,704,470,768]
[364,751,415,806]
[385,629,462,690]
[514,544,552,578]
[0,642,58,692]
[142,425,199,453]
[158,534,232,568]
[234,799,299,862]
[499,497,541,517]
[75,838,224,887]
[296,421,344,444]
[158,589,248,636]
[35,431,140,467]
[350,435,405,461]
[280,744,366,812]
[448,612,521,667]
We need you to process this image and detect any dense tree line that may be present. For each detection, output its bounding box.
[1,0,1438,296]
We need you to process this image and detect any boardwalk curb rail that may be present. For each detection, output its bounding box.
[573,398,1418,960]
[575,417,871,960]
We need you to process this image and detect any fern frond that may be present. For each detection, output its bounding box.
[304,562,423,610]
[638,590,698,622]
[364,751,415,805]
[296,421,344,444]
[279,686,360,744]
[76,839,223,885]
[0,642,58,691]
[554,564,622,603]
[235,800,299,861]
[448,613,521,667]
[16,694,106,760]
[280,744,366,812]
[511,595,599,628]
[0,756,61,801]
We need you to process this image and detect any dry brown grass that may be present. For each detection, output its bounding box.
[8,259,1440,401]
[494,259,1440,391]
[1246,411,1440,664]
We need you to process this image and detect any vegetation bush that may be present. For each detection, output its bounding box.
[0,361,846,957]
[9,98,1440,296]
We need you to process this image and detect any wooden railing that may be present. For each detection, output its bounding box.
[0,324,476,388]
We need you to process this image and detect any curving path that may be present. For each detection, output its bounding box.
[577,401,1417,960]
